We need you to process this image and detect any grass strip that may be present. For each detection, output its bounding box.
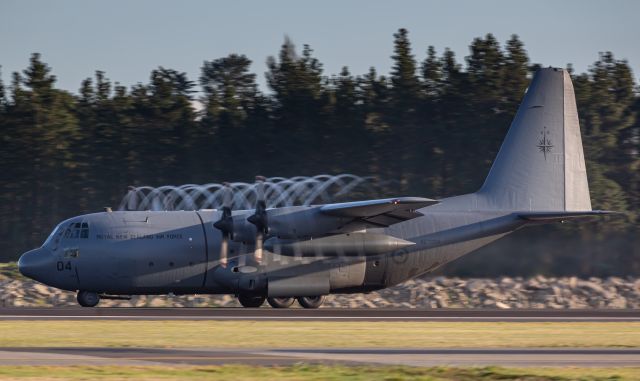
[0,321,638,348]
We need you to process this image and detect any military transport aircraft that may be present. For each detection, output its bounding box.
[19,68,614,308]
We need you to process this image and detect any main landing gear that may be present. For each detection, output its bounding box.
[238,295,326,309]
[267,297,295,308]
[77,290,100,307]
[297,296,325,309]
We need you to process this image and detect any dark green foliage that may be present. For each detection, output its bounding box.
[264,38,332,174]
[0,31,638,276]
[0,66,6,113]
[200,54,257,129]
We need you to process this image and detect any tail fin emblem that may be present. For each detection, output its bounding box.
[537,126,554,160]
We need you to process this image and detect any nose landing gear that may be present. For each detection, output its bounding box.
[238,294,266,308]
[77,290,100,307]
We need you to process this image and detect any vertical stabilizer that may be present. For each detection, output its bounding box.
[478,68,592,211]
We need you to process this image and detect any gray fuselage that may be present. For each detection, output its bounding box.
[18,192,523,297]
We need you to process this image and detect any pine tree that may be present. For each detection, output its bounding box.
[388,28,422,189]
[329,66,365,172]
[437,48,468,194]
[265,38,329,174]
[0,66,6,113]
[419,46,446,193]
[466,33,504,105]
[390,28,421,110]
[200,54,258,130]
[421,46,442,101]
[464,34,509,189]
[575,53,636,220]
[502,35,529,112]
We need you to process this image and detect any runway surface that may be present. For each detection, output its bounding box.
[2,308,639,367]
[1,307,639,321]
[1,347,639,367]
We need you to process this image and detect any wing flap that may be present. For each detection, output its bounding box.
[320,197,438,226]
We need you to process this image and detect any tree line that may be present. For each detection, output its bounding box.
[1,29,638,276]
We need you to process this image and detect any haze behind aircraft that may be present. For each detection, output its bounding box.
[19,68,614,309]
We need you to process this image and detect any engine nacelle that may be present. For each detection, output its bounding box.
[229,206,352,244]
[264,232,414,256]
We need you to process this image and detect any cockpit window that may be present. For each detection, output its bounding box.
[67,221,90,239]
[80,223,89,238]
[42,223,64,250]
[43,220,90,247]
[42,223,64,247]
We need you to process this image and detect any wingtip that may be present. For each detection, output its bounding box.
[393,196,440,205]
[593,210,627,217]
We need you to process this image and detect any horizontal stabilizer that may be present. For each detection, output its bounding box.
[320,197,438,227]
[518,210,620,222]
[405,210,621,254]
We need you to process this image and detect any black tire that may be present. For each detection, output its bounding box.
[77,291,100,307]
[297,295,325,309]
[267,297,295,309]
[238,294,266,308]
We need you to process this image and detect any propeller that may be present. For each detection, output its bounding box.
[126,186,137,211]
[213,182,234,268]
[247,176,268,264]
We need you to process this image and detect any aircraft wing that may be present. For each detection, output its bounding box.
[517,210,620,222]
[320,197,438,227]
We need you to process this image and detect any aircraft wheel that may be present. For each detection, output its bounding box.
[238,294,266,308]
[77,291,100,307]
[267,297,295,309]
[297,295,325,309]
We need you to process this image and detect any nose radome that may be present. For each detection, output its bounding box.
[18,248,51,280]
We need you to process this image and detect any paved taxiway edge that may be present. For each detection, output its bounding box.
[0,308,639,321]
[1,347,639,367]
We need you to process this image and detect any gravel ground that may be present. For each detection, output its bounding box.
[2,275,639,308]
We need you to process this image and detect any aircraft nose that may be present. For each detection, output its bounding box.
[18,248,52,280]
